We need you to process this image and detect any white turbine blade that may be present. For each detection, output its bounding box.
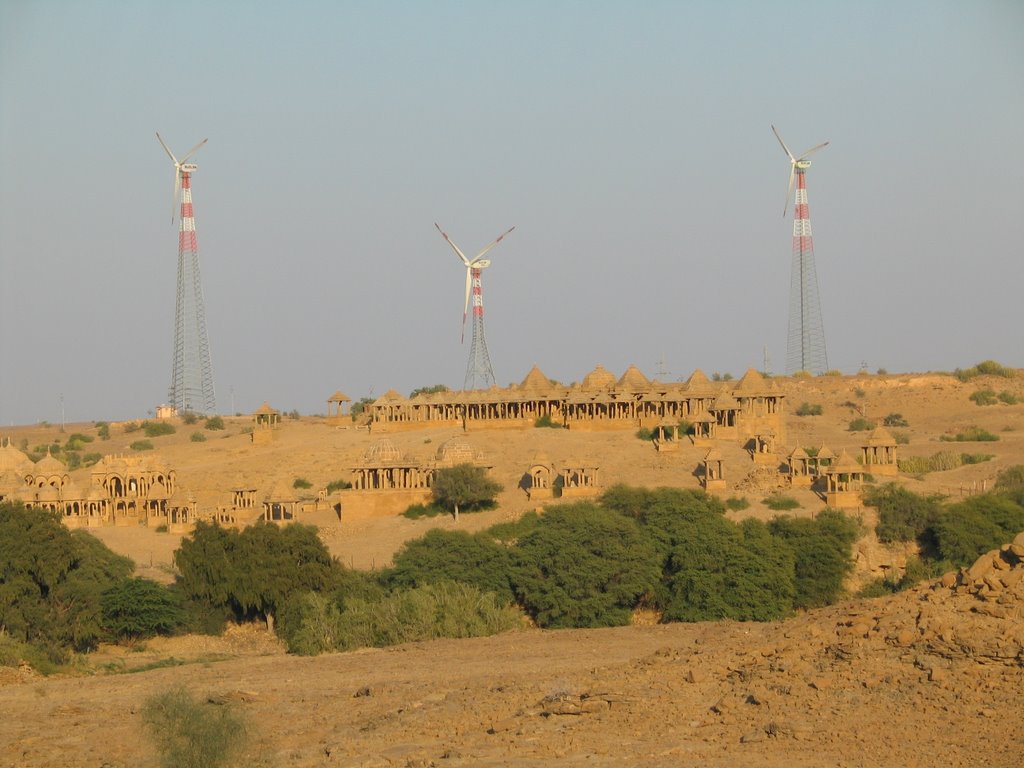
[771,125,795,162]
[796,140,829,161]
[473,226,515,261]
[156,132,177,164]
[462,267,472,344]
[171,171,181,224]
[180,137,208,163]
[435,222,470,265]
[784,166,795,218]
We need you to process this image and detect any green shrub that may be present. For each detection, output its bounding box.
[970,389,998,406]
[864,484,942,543]
[855,577,898,599]
[142,687,247,768]
[315,582,521,654]
[763,493,800,511]
[82,452,102,467]
[130,440,154,452]
[768,510,859,609]
[725,496,750,511]
[996,465,1024,491]
[402,503,447,519]
[189,432,206,443]
[883,413,909,427]
[930,494,1024,567]
[95,422,110,440]
[892,431,910,445]
[823,369,843,377]
[960,453,994,465]
[897,450,967,474]
[123,422,139,434]
[512,503,660,628]
[101,578,185,641]
[877,368,888,375]
[204,416,225,431]
[661,517,795,622]
[795,402,823,417]
[292,477,313,490]
[386,529,515,605]
[68,432,94,445]
[180,411,199,425]
[848,417,875,432]
[635,427,653,440]
[326,478,351,493]
[142,420,176,437]
[534,414,562,428]
[954,360,1015,381]
[940,427,999,442]
[998,391,1020,405]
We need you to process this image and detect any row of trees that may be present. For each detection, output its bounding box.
[11,467,1022,665]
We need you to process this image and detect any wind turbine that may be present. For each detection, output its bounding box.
[156,132,216,415]
[772,125,830,375]
[156,133,208,224]
[434,222,515,390]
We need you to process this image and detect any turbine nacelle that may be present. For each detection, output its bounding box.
[179,163,198,173]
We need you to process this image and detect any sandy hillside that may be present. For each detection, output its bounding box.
[3,371,1024,766]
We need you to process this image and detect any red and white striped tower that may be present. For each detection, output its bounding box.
[786,167,828,374]
[772,126,829,375]
[157,133,216,414]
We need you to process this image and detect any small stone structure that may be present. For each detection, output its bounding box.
[653,422,680,452]
[252,402,281,445]
[861,426,898,476]
[825,450,865,508]
[701,448,726,491]
[327,390,352,421]
[526,453,554,500]
[559,458,601,498]
[787,447,813,487]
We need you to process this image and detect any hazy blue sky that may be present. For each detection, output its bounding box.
[1,0,1022,425]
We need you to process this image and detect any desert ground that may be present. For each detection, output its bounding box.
[2,371,1024,766]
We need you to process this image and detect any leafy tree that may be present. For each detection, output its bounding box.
[768,510,858,609]
[0,502,132,658]
[930,494,1024,567]
[864,484,942,543]
[431,464,502,520]
[409,384,450,398]
[386,529,515,605]
[174,522,339,632]
[101,577,185,640]
[662,517,795,622]
[512,503,660,628]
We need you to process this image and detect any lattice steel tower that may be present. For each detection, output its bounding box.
[464,266,496,389]
[434,223,515,390]
[772,126,830,375]
[157,133,216,414]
